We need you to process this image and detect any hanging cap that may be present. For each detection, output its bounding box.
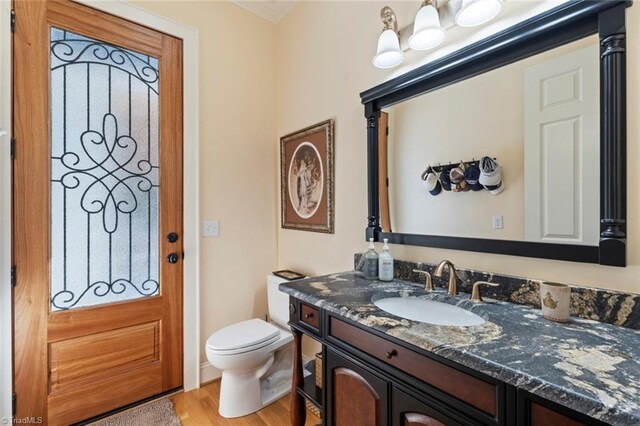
[479,156,504,195]
[464,163,484,191]
[438,166,452,191]
[423,172,442,196]
[450,162,469,192]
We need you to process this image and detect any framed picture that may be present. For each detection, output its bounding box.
[272,269,306,281]
[280,119,334,233]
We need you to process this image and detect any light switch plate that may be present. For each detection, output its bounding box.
[203,220,219,237]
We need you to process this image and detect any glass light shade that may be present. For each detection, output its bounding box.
[408,4,446,51]
[373,29,404,69]
[455,0,502,27]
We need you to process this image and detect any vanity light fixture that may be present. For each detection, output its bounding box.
[372,6,405,69]
[408,0,446,51]
[374,0,504,69]
[455,0,503,27]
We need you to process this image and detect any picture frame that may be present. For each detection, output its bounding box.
[272,269,306,281]
[280,119,335,233]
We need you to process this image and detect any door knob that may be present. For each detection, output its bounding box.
[167,253,179,264]
[167,232,179,243]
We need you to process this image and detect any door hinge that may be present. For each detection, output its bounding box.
[181,251,185,260]
[386,126,389,136]
[10,138,15,160]
[12,393,16,416]
[11,266,16,288]
[10,10,15,33]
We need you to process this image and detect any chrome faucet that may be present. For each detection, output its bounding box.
[434,260,458,296]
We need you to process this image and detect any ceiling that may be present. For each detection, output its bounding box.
[230,0,298,23]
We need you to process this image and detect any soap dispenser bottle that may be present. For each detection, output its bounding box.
[364,238,379,280]
[378,238,394,281]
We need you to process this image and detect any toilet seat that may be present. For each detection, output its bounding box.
[207,318,281,355]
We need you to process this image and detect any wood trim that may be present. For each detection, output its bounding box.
[159,30,184,391]
[330,317,497,417]
[378,112,391,233]
[13,0,51,420]
[360,0,629,266]
[47,0,163,57]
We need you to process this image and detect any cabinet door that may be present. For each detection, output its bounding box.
[393,387,466,426]
[325,348,388,426]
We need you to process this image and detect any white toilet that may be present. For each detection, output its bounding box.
[206,275,295,418]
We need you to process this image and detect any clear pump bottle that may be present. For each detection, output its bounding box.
[378,238,394,281]
[364,238,379,280]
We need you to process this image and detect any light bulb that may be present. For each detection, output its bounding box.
[373,29,404,69]
[409,3,446,51]
[455,0,502,27]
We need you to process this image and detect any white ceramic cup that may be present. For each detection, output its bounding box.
[540,282,571,322]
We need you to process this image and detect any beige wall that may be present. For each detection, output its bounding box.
[133,1,278,362]
[276,2,640,295]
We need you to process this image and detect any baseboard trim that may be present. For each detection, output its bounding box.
[200,361,221,385]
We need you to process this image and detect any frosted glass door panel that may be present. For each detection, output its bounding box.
[50,28,160,311]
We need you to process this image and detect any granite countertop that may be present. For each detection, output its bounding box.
[279,271,640,425]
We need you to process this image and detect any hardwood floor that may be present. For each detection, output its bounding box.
[170,380,321,425]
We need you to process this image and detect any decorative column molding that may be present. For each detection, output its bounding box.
[598,3,626,266]
[365,105,382,240]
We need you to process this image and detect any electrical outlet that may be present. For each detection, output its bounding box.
[203,220,219,237]
[492,215,504,229]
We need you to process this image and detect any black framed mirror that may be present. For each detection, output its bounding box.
[360,0,630,267]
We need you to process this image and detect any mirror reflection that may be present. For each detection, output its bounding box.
[381,35,600,246]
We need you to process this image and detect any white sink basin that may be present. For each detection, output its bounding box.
[373,297,486,326]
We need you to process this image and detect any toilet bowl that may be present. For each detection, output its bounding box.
[206,275,297,418]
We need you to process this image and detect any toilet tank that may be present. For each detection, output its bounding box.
[267,274,299,328]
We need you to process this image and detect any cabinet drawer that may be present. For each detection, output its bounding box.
[289,297,322,336]
[300,303,320,329]
[329,317,498,418]
[517,390,605,426]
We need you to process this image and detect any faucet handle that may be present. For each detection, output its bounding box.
[471,281,499,302]
[412,269,434,291]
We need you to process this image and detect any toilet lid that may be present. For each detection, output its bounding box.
[206,318,280,352]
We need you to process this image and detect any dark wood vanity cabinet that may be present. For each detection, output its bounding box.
[289,297,605,426]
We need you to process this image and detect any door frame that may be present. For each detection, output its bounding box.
[0,0,201,418]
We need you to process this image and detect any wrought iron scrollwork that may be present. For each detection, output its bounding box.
[51,38,159,93]
[59,113,156,234]
[50,27,161,311]
[52,279,159,311]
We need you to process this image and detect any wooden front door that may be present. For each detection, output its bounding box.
[13,1,184,424]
